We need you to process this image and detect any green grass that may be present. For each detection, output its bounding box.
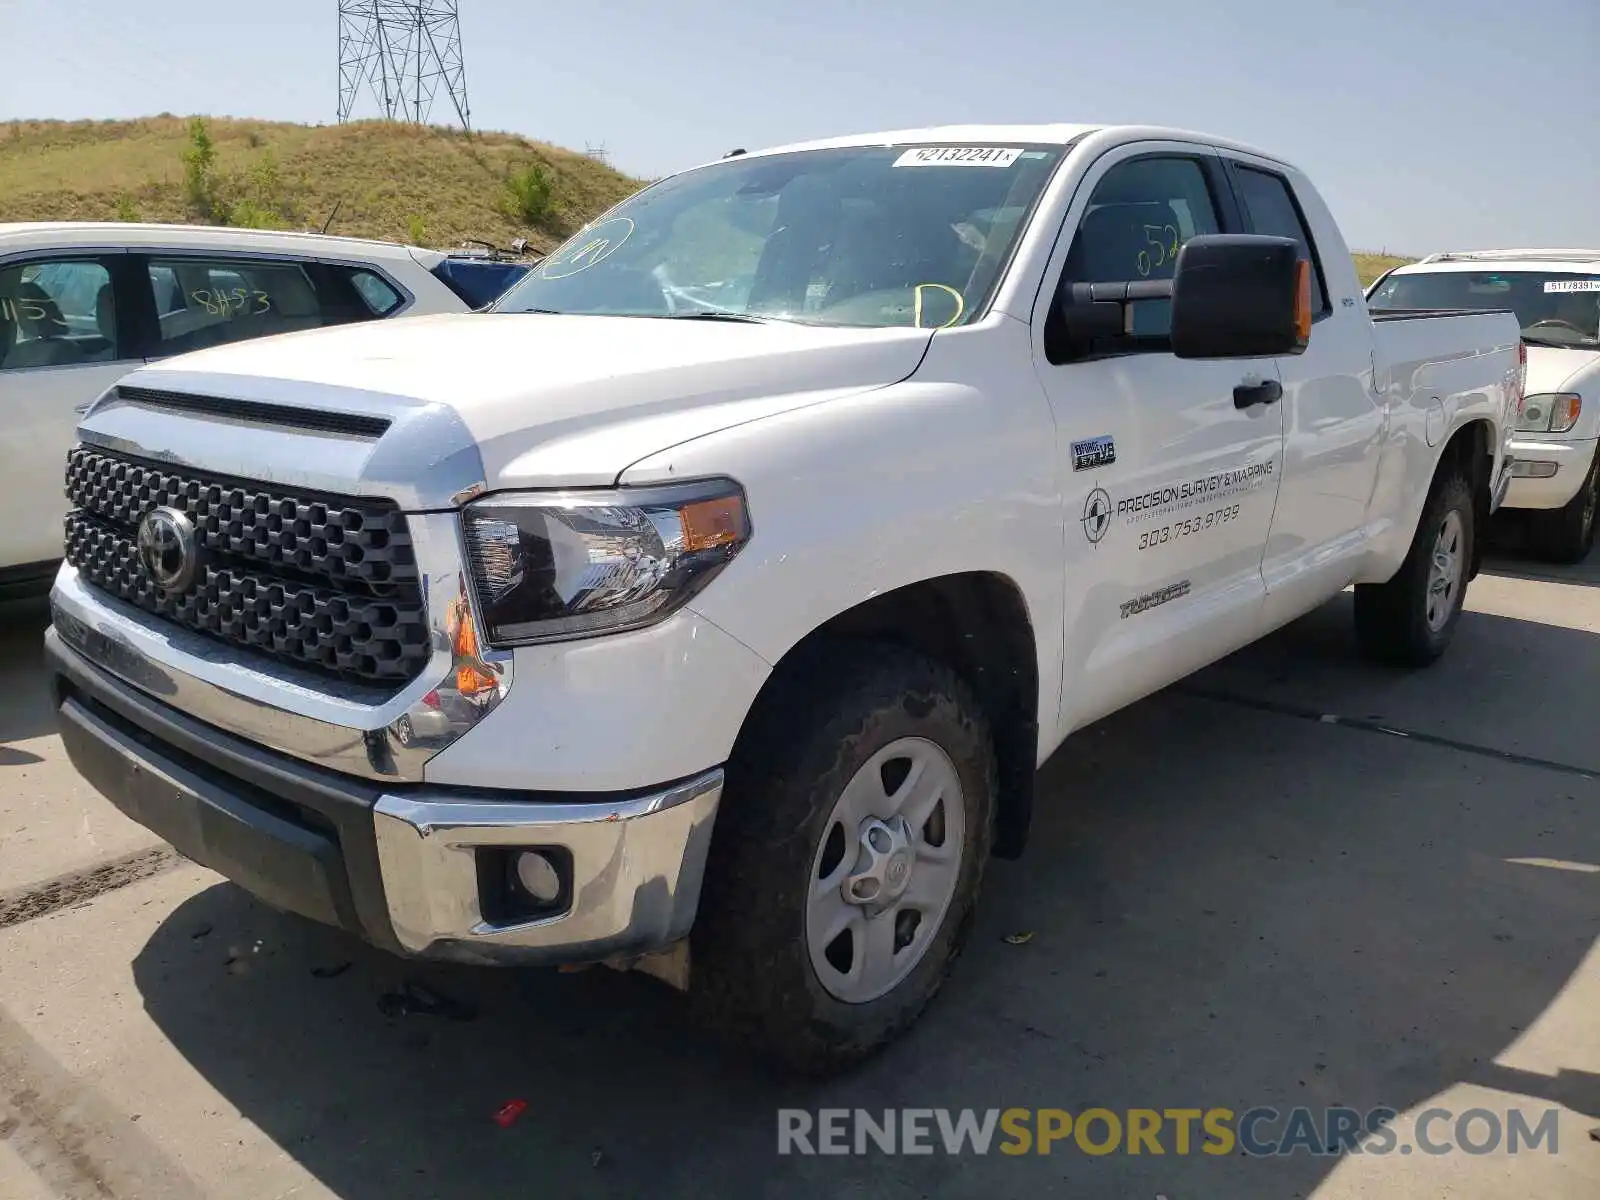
[1,116,1419,283]
[0,116,646,252]
[1352,252,1414,288]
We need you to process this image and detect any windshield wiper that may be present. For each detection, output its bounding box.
[662,310,772,324]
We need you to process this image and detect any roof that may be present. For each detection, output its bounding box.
[1407,248,1600,268]
[0,221,428,261]
[692,122,1300,175]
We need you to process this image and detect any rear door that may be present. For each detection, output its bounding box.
[1030,142,1288,734]
[0,250,142,572]
[1220,155,1386,628]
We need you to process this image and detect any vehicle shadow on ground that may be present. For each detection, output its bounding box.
[1186,576,1600,779]
[1482,516,1600,588]
[0,598,57,754]
[129,601,1600,1200]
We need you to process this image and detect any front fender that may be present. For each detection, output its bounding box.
[620,320,1065,750]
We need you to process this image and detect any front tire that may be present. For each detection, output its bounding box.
[1528,451,1599,565]
[1354,471,1475,667]
[690,641,996,1076]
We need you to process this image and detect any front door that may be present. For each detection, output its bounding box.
[1030,144,1288,735]
[0,254,139,573]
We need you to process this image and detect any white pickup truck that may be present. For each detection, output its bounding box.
[46,123,1524,1074]
[1368,249,1600,562]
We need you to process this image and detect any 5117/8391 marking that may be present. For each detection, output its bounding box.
[1137,503,1241,551]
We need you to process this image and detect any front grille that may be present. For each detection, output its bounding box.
[63,446,432,686]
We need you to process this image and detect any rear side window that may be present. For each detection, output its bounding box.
[0,258,121,371]
[1232,167,1329,315]
[346,268,405,316]
[146,257,330,356]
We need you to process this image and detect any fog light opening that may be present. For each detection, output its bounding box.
[1511,460,1559,479]
[515,851,562,903]
[476,845,573,925]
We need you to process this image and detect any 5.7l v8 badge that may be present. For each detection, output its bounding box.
[1071,435,1116,472]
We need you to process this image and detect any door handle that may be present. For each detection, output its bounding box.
[1234,379,1283,409]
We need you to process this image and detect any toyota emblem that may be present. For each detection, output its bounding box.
[136,506,200,593]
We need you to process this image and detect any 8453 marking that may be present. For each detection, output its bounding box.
[1137,503,1240,550]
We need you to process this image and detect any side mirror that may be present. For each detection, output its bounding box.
[1169,234,1312,358]
[1053,233,1311,360]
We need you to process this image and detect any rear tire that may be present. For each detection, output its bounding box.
[689,640,996,1077]
[1528,451,1599,565]
[1354,471,1475,667]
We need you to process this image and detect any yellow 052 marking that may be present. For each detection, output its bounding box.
[1134,224,1182,278]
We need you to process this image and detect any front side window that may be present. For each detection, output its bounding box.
[146,257,328,356]
[1232,166,1328,314]
[0,259,118,371]
[492,143,1064,329]
[1368,270,1599,349]
[1057,155,1223,343]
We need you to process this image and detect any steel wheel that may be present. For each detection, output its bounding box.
[1426,509,1465,632]
[805,736,967,1004]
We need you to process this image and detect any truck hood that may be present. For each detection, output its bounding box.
[108,312,933,500]
[1524,344,1599,397]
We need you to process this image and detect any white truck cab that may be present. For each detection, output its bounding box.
[45,124,1524,1074]
[1369,249,1600,562]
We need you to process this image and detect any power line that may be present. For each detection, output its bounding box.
[337,1,470,131]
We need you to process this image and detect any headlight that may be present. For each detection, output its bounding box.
[1517,393,1582,434]
[462,479,751,646]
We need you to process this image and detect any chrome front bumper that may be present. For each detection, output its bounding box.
[47,625,723,967]
[374,772,722,965]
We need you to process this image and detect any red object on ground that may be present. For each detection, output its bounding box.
[493,1099,529,1128]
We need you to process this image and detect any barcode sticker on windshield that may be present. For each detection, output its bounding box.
[1544,280,1600,293]
[894,146,1023,169]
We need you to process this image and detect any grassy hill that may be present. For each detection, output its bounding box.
[1,116,1414,280]
[0,116,647,253]
[1352,252,1413,287]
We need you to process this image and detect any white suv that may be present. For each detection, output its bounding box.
[1369,249,1600,562]
[0,222,505,595]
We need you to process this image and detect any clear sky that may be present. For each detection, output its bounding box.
[2,0,1594,254]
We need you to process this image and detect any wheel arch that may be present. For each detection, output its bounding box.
[1439,418,1495,580]
[726,570,1041,859]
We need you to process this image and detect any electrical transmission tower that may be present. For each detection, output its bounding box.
[337,2,471,131]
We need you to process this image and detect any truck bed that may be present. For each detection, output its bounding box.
[1370,305,1522,427]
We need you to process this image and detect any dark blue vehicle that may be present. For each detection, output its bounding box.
[430,254,535,309]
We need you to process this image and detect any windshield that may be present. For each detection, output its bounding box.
[490,144,1064,328]
[1368,269,1600,349]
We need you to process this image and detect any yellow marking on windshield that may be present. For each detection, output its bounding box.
[539,217,636,279]
[913,283,965,329]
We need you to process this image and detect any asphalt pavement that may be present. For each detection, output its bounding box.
[1,547,1596,1200]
